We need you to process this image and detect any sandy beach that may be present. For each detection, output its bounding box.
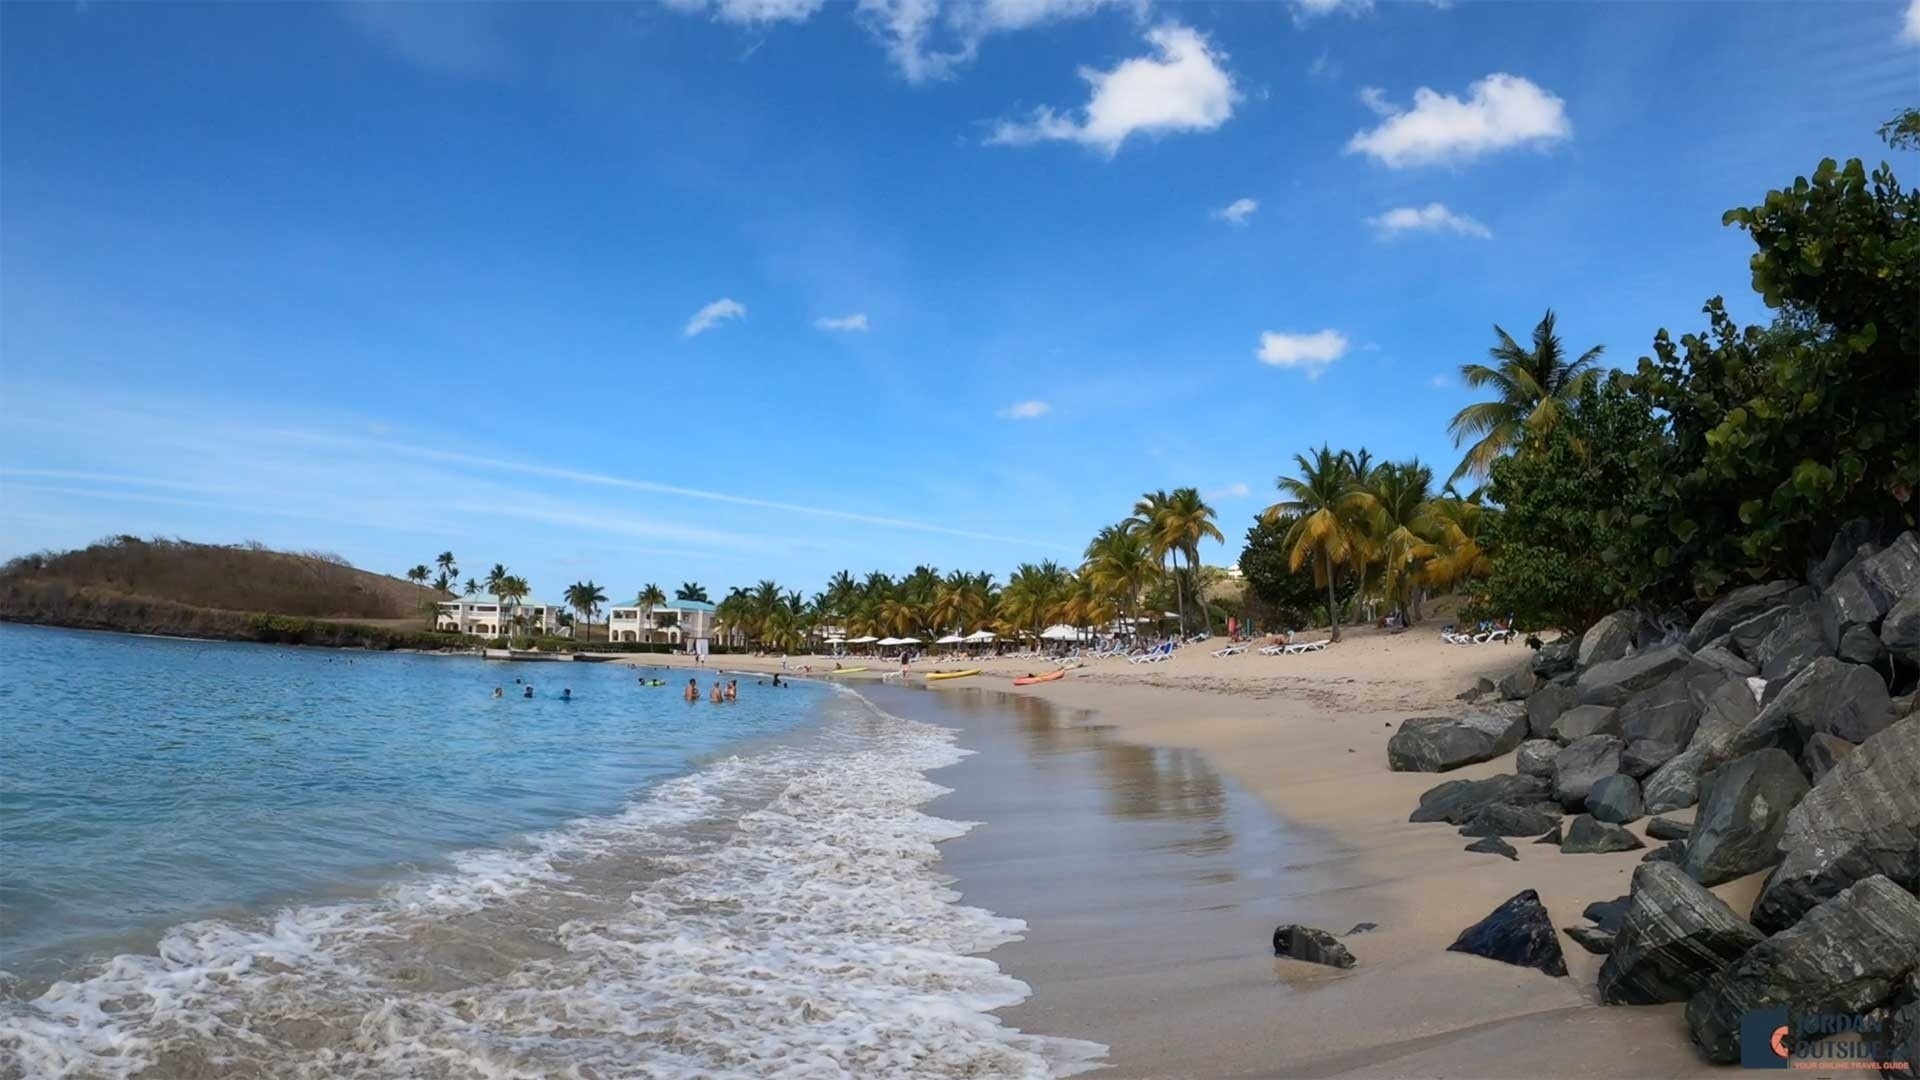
[619,629,1749,1078]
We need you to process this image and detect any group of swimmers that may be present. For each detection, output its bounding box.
[491,678,571,701]
[679,673,791,702]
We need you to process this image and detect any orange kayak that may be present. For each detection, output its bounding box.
[1012,669,1067,686]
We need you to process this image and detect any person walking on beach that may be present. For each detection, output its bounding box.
[899,654,910,681]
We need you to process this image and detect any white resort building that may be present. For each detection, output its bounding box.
[436,598,568,637]
[605,598,718,646]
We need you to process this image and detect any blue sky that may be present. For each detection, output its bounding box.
[2,1,1914,605]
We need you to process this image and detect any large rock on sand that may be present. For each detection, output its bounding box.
[1551,705,1620,743]
[1587,774,1645,825]
[1448,889,1568,977]
[1460,802,1562,838]
[1525,684,1578,739]
[1272,924,1357,969]
[1562,814,1645,854]
[1553,735,1622,809]
[1410,773,1553,825]
[1682,749,1809,887]
[1617,672,1704,749]
[1581,611,1641,669]
[1745,657,1894,753]
[1388,704,1529,772]
[1750,715,1920,933]
[1686,580,1800,651]
[1577,645,1696,708]
[1755,602,1832,684]
[1515,739,1559,778]
[1642,676,1763,814]
[1686,875,1920,1064]
[1598,862,1766,1005]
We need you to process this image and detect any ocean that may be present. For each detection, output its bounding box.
[0,624,1102,1078]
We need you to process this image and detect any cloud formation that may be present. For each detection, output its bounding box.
[999,400,1052,420]
[1368,202,1491,239]
[683,298,747,337]
[1257,330,1348,377]
[857,0,1134,83]
[1347,74,1570,168]
[988,24,1237,156]
[1213,197,1258,225]
[1907,0,1920,43]
[1292,0,1371,19]
[1206,481,1251,499]
[663,0,826,24]
[814,313,871,331]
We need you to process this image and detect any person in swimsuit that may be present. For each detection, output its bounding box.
[685,678,699,701]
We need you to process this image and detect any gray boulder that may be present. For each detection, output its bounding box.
[1551,704,1621,743]
[1587,773,1645,825]
[1750,716,1920,933]
[1801,731,1854,782]
[1621,739,1679,779]
[1584,895,1631,933]
[1642,839,1689,864]
[1530,638,1579,681]
[1581,610,1641,669]
[1728,605,1790,659]
[1647,816,1694,842]
[1598,862,1766,1005]
[1861,531,1920,599]
[1694,643,1757,678]
[1562,814,1646,854]
[1755,602,1831,683]
[1618,672,1704,748]
[1465,834,1519,860]
[1682,749,1810,887]
[1810,518,1881,592]
[1553,734,1623,809]
[1578,645,1696,707]
[1885,591,1920,666]
[1756,656,1893,748]
[1837,623,1888,666]
[1410,773,1554,825]
[1388,703,1529,772]
[1643,675,1767,816]
[1564,926,1615,954]
[1641,764,1701,816]
[1447,889,1568,977]
[1272,924,1357,969]
[1498,667,1540,701]
[1686,580,1800,651]
[1459,801,1562,838]
[1687,875,1920,1064]
[1515,738,1559,778]
[1525,683,1578,739]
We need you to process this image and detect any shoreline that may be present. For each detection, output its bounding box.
[641,634,1736,1076]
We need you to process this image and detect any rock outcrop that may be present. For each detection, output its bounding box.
[1587,774,1645,825]
[1641,676,1763,814]
[1682,749,1809,887]
[1686,875,1920,1064]
[1578,645,1696,708]
[1525,684,1578,739]
[1459,801,1562,838]
[1562,814,1645,854]
[1515,738,1559,778]
[1272,924,1357,969]
[1553,735,1623,809]
[1409,773,1554,826]
[1465,834,1520,860]
[1551,705,1621,743]
[1617,672,1705,749]
[1755,602,1831,684]
[1597,862,1766,1005]
[1447,889,1568,977]
[1750,716,1920,933]
[1685,580,1799,651]
[1388,704,1530,772]
[1581,611,1641,668]
[1620,739,1679,779]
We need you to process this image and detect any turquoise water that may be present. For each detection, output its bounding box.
[0,624,1101,1079]
[0,623,819,976]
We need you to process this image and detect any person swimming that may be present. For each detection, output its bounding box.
[491,687,504,699]
[523,685,534,699]
[561,688,572,701]
[770,672,782,688]
[684,678,699,701]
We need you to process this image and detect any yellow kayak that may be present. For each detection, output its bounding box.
[828,667,868,675]
[924,669,981,682]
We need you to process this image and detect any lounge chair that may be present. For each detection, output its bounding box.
[1211,643,1247,658]
[1129,642,1174,664]
[1283,639,1331,654]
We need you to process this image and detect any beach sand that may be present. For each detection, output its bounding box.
[616,629,1754,1078]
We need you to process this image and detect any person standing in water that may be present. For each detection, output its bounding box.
[709,681,722,703]
[561,688,572,702]
[724,679,737,702]
[684,678,699,702]
[523,685,534,698]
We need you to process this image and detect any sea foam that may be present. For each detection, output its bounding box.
[0,689,1106,1079]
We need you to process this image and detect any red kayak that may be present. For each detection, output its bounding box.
[1012,669,1066,686]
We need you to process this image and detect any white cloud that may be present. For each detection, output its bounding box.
[1357,85,1394,117]
[683,298,747,337]
[999,399,1052,420]
[1257,330,1348,377]
[1346,73,1570,168]
[1427,373,1453,389]
[1292,0,1371,18]
[1906,0,1920,43]
[1207,482,1251,500]
[815,313,871,332]
[858,0,1133,83]
[987,24,1237,156]
[1368,202,1491,239]
[1213,197,1258,225]
[664,0,826,24]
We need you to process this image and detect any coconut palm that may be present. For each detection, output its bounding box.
[564,580,606,642]
[463,577,480,596]
[1424,493,1496,594]
[1349,460,1440,625]
[495,573,530,642]
[436,551,458,582]
[637,582,666,645]
[1083,523,1156,633]
[405,564,430,585]
[1264,446,1362,642]
[675,581,709,603]
[1447,309,1605,482]
[1127,490,1178,629]
[1163,486,1224,634]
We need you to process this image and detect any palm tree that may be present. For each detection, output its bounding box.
[1350,460,1439,625]
[406,564,430,585]
[436,551,458,582]
[463,577,480,596]
[1127,490,1178,633]
[1447,309,1605,482]
[637,582,666,645]
[1264,445,1361,642]
[565,580,607,642]
[1083,523,1156,635]
[675,581,709,603]
[1163,486,1224,635]
[1424,492,1495,594]
[495,573,530,642]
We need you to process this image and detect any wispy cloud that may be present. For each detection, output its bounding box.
[814,312,870,331]
[1427,373,1454,389]
[684,297,747,337]
[858,0,1135,84]
[337,1,510,76]
[1906,0,1920,43]
[1212,197,1258,226]
[988,24,1237,156]
[1357,85,1394,117]
[999,400,1052,420]
[1347,74,1570,168]
[1256,330,1348,378]
[663,0,825,24]
[1368,202,1491,239]
[1206,481,1251,499]
[1292,0,1371,20]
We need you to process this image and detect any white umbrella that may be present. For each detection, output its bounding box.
[824,636,846,644]
[898,636,923,645]
[1039,624,1080,641]
[848,635,880,644]
[935,634,966,645]
[875,636,905,647]
[964,629,996,642]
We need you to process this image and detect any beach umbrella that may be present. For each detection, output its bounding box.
[898,636,923,645]
[934,634,966,645]
[824,636,846,644]
[1039,624,1080,641]
[848,635,880,644]
[875,636,905,647]
[963,629,996,642]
